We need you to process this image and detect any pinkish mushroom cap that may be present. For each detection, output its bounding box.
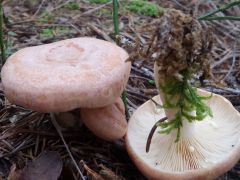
[1,37,131,112]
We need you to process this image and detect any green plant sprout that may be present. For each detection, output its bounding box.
[0,1,5,66]
[113,0,119,36]
[40,27,74,38]
[157,71,212,142]
[198,0,240,21]
[112,0,129,118]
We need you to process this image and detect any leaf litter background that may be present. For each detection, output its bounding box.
[0,0,240,179]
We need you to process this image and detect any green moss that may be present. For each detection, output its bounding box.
[157,70,212,142]
[41,28,54,38]
[8,31,17,37]
[97,8,111,16]
[40,27,74,38]
[40,12,54,22]
[126,0,164,17]
[64,2,80,10]
[88,0,110,4]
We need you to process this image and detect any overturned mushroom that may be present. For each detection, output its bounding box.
[126,89,240,179]
[1,37,131,137]
[126,9,240,179]
[81,98,127,141]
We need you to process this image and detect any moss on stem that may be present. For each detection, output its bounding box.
[157,70,212,142]
[149,9,213,142]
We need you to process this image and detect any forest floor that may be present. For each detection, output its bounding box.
[0,0,240,179]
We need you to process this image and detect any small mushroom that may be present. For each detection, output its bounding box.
[126,89,240,179]
[1,37,131,135]
[81,97,127,141]
[1,37,130,112]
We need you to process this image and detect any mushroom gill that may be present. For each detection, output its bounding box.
[126,89,240,178]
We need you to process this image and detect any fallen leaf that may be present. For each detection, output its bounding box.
[20,151,62,180]
[80,160,103,180]
[99,164,123,180]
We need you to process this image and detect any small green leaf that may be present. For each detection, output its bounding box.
[8,31,17,37]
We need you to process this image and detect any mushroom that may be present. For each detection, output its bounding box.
[1,37,131,138]
[126,89,240,179]
[126,9,240,179]
[1,37,130,112]
[81,97,127,141]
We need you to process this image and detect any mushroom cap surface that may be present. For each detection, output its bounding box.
[1,37,130,112]
[126,89,240,179]
[81,97,127,141]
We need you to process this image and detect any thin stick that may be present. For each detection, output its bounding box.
[201,16,240,21]
[33,0,47,17]
[198,1,240,20]
[223,40,238,80]
[146,117,168,153]
[150,98,162,108]
[113,0,119,36]
[112,0,129,118]
[0,1,5,66]
[72,1,112,20]
[50,113,85,180]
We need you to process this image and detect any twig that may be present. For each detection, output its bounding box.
[204,86,240,95]
[223,41,238,80]
[33,0,47,17]
[211,50,231,68]
[87,23,114,42]
[131,66,154,79]
[127,99,137,109]
[50,113,85,180]
[146,117,168,153]
[68,23,82,34]
[202,16,240,21]
[126,90,150,100]
[150,98,162,108]
[72,1,112,20]
[51,0,72,12]
[171,0,188,10]
[199,0,240,20]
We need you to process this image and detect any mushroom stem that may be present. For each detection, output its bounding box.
[154,62,177,121]
[154,62,200,141]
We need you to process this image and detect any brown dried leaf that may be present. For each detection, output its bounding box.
[80,160,103,180]
[20,151,62,180]
[99,164,124,180]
